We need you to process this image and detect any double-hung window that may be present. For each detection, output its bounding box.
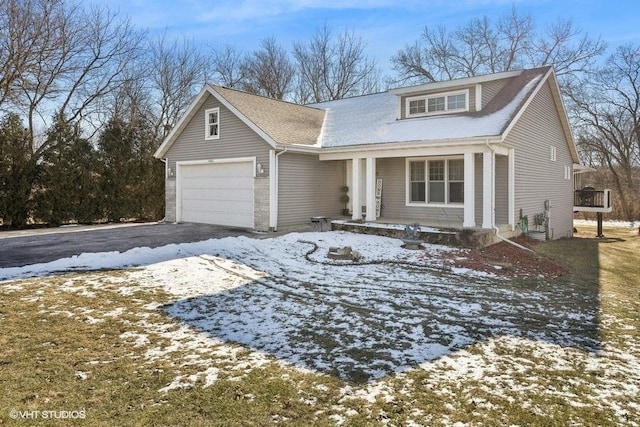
[205,107,220,140]
[408,158,464,205]
[409,161,426,202]
[428,160,445,203]
[448,159,464,203]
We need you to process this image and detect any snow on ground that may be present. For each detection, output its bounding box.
[141,232,602,382]
[2,230,638,423]
[574,218,639,229]
[1,231,602,380]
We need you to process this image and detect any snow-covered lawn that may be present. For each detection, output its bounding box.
[2,229,639,425]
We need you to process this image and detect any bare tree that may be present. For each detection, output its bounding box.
[0,0,144,151]
[391,6,605,87]
[211,44,246,88]
[293,25,380,103]
[242,38,295,100]
[147,34,208,140]
[532,18,606,78]
[569,44,640,220]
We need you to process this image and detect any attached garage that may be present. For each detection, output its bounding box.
[176,159,255,228]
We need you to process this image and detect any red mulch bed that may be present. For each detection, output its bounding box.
[453,236,569,279]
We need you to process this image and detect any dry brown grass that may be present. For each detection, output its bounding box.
[0,225,638,426]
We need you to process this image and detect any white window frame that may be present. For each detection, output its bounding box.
[405,157,465,207]
[550,145,557,162]
[405,89,469,118]
[205,107,220,140]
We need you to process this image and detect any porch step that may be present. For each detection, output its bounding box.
[330,220,495,249]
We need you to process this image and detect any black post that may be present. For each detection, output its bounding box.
[596,212,604,238]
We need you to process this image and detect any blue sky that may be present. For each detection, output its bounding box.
[94,0,640,77]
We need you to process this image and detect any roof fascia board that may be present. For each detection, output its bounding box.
[154,85,210,158]
[274,144,322,154]
[389,70,522,95]
[500,68,551,142]
[207,85,278,149]
[547,71,580,164]
[318,137,503,161]
[500,68,580,164]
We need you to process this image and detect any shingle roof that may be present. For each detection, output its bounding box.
[156,67,560,159]
[210,85,325,146]
[311,66,550,148]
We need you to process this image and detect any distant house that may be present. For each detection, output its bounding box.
[154,66,581,240]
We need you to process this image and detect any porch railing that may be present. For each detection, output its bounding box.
[573,189,612,213]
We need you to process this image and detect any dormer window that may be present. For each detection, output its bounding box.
[406,89,469,118]
[205,107,220,140]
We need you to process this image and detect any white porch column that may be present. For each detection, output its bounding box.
[351,158,362,220]
[508,148,515,230]
[482,150,495,229]
[463,152,475,228]
[365,157,376,221]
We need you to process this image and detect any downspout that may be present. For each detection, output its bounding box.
[272,147,288,231]
[485,140,534,253]
[159,158,168,223]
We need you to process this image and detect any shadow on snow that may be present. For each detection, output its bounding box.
[160,238,602,384]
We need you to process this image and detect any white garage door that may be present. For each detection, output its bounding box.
[178,161,254,228]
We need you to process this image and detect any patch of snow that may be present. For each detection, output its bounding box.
[574,219,639,229]
[120,331,149,347]
[75,371,89,380]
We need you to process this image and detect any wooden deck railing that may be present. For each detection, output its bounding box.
[574,189,612,212]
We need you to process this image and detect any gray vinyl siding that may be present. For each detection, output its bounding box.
[507,81,574,238]
[165,94,271,173]
[277,153,344,227]
[481,78,508,109]
[495,155,509,225]
[376,158,464,228]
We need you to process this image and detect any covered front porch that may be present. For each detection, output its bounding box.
[321,142,516,237]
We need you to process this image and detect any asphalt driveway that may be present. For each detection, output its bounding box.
[0,222,259,268]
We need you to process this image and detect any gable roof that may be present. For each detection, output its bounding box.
[211,85,325,146]
[156,67,579,163]
[154,84,325,158]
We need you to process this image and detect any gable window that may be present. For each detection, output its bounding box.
[205,107,220,140]
[406,89,469,118]
[407,158,464,205]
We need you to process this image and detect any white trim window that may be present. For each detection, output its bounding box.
[205,107,220,140]
[550,145,557,161]
[406,89,469,118]
[409,161,426,202]
[407,157,464,205]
